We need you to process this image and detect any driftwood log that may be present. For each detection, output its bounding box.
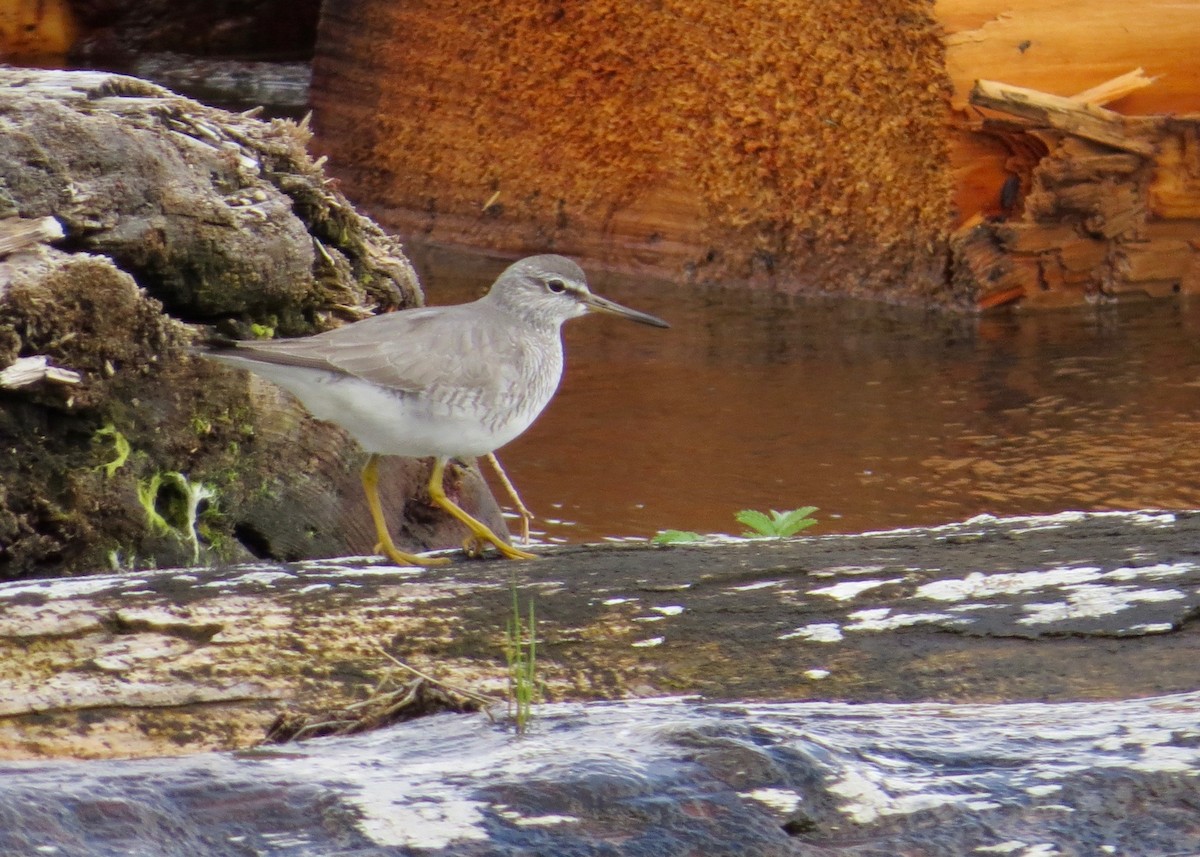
[2,510,1198,761]
[308,1,1200,308]
[310,0,957,304]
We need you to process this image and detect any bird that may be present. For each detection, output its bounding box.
[201,254,669,565]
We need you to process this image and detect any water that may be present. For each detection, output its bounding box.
[411,246,1200,543]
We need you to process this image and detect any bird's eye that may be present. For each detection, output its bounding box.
[546,279,566,293]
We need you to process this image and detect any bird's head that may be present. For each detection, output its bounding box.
[488,255,669,330]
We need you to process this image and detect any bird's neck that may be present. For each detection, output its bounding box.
[480,290,566,333]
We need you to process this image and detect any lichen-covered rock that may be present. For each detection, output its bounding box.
[2,509,1197,759]
[6,694,1198,856]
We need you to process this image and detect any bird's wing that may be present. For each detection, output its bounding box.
[221,307,523,399]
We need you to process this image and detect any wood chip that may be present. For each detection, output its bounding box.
[0,355,82,389]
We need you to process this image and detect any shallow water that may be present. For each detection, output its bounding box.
[410,246,1200,544]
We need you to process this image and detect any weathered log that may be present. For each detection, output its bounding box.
[309,0,958,305]
[940,29,1200,298]
[942,0,1200,237]
[4,692,1199,856]
[302,0,1200,308]
[2,510,1198,761]
[949,72,1200,308]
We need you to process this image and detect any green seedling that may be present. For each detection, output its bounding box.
[504,581,540,735]
[652,507,820,545]
[650,529,705,545]
[736,507,819,538]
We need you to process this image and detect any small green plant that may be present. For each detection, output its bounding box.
[249,322,276,339]
[736,507,819,538]
[92,424,131,478]
[190,415,213,435]
[137,471,218,564]
[650,529,706,545]
[504,581,540,735]
[651,507,820,545]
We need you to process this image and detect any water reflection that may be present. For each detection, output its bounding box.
[409,246,1200,542]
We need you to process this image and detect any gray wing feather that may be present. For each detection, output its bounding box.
[223,306,527,401]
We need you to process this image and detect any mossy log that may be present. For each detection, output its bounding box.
[0,69,505,578]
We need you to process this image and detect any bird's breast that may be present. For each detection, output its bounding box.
[396,330,563,455]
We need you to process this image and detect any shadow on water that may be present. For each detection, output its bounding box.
[409,246,1200,544]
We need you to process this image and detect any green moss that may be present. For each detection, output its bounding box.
[136,471,219,565]
[92,424,132,478]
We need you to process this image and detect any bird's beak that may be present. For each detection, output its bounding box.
[581,292,670,328]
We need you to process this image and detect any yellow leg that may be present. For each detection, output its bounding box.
[484,452,534,545]
[428,457,537,560]
[362,454,448,567]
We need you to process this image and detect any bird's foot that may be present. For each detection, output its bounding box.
[428,457,536,560]
[492,539,537,561]
[375,541,450,567]
[461,534,536,561]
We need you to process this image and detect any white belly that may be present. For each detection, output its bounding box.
[233,361,551,459]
